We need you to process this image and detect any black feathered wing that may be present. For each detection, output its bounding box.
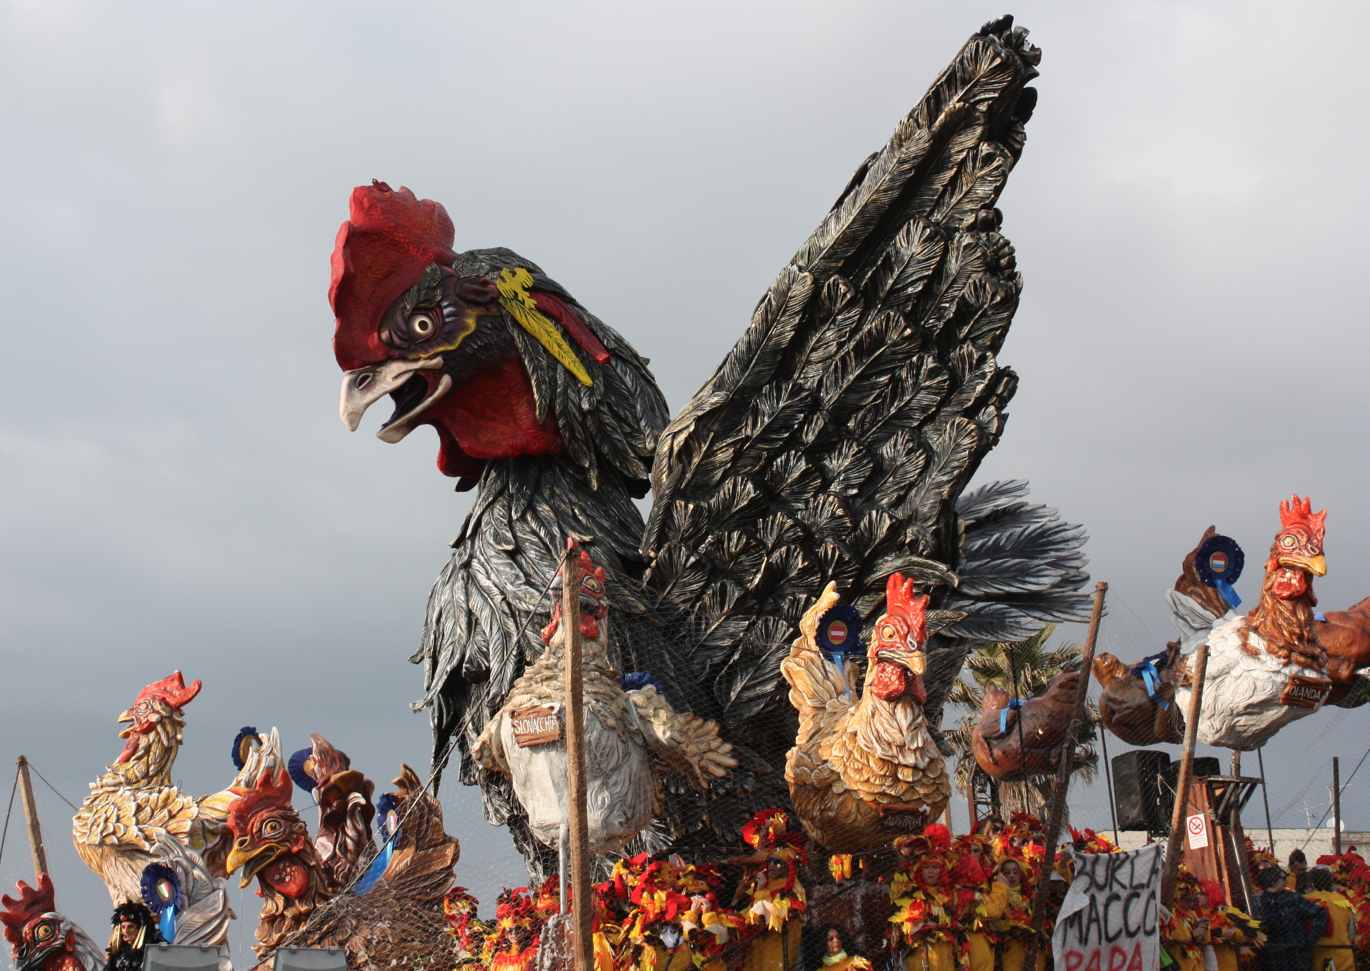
[642,18,1085,766]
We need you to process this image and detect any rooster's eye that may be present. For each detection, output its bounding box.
[1280,534,1298,549]
[33,920,54,941]
[406,313,437,340]
[261,819,285,838]
[880,624,898,640]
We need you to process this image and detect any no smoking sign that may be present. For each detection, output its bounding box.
[1186,813,1210,850]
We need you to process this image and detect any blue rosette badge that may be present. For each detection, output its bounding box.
[140,863,183,944]
[1195,534,1245,610]
[817,602,862,700]
[816,603,862,667]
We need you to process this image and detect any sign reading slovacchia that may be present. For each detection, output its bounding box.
[1051,842,1163,971]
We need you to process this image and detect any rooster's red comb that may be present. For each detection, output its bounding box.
[133,671,201,711]
[227,767,295,836]
[1,874,55,947]
[883,573,929,645]
[1278,495,1326,545]
[330,182,457,372]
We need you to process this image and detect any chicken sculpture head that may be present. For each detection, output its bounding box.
[332,182,614,480]
[539,549,610,644]
[225,767,321,902]
[868,573,929,703]
[112,671,202,778]
[0,876,101,971]
[1247,495,1327,663]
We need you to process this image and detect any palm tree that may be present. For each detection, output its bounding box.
[944,625,1099,822]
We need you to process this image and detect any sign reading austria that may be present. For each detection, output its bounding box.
[1052,843,1162,971]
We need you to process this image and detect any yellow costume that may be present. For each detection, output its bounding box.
[984,878,1045,971]
[1308,889,1357,971]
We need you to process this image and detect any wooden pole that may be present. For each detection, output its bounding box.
[1160,639,1210,907]
[1333,757,1342,856]
[965,780,977,833]
[563,539,593,971]
[1258,748,1275,851]
[16,756,48,879]
[1024,580,1107,964]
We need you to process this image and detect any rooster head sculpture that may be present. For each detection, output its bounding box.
[868,573,929,704]
[1246,495,1327,663]
[112,671,201,775]
[539,547,609,644]
[225,767,321,902]
[333,182,612,480]
[0,875,100,971]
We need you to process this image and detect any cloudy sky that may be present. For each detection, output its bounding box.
[2,0,1368,959]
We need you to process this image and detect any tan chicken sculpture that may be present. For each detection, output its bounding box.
[783,574,953,853]
[71,673,265,970]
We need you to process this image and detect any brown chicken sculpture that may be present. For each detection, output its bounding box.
[783,575,954,853]
[224,750,460,971]
[971,670,1083,781]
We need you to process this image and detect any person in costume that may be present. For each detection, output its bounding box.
[814,924,870,970]
[984,857,1045,971]
[734,810,807,971]
[889,828,957,971]
[1163,873,1209,971]
[1307,867,1357,971]
[1196,878,1263,971]
[1251,865,1327,971]
[948,834,996,971]
[105,902,164,971]
[1289,850,1312,893]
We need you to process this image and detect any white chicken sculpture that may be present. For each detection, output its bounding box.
[474,547,737,854]
[1172,496,1331,749]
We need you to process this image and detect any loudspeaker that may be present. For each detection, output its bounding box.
[1112,750,1170,831]
[142,944,219,971]
[1160,757,1221,802]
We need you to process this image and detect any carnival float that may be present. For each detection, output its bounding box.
[9,13,1370,971]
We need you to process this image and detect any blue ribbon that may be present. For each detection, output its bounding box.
[1138,662,1169,710]
[998,699,1025,734]
[1215,578,1241,610]
[353,836,396,896]
[158,905,176,945]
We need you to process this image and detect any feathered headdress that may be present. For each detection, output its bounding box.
[741,809,809,864]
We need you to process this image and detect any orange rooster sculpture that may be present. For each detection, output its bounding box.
[783,575,953,852]
[1097,496,1370,751]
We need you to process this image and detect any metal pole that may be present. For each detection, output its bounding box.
[1333,757,1342,856]
[1258,748,1275,851]
[1024,581,1107,966]
[563,539,593,971]
[16,756,47,879]
[1100,714,1119,846]
[1160,639,1210,908]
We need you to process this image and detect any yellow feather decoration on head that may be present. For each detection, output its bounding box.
[497,267,593,387]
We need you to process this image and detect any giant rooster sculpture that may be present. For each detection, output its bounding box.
[71,672,257,968]
[332,17,1089,870]
[224,752,460,971]
[474,545,736,853]
[782,576,952,852]
[1,876,103,971]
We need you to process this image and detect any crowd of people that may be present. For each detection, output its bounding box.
[437,813,1370,971]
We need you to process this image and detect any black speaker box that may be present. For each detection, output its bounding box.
[1112,750,1170,831]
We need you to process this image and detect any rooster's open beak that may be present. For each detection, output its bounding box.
[225,840,289,887]
[875,648,927,676]
[1280,554,1327,577]
[339,357,448,438]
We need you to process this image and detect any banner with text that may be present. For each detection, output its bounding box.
[1052,842,1163,971]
